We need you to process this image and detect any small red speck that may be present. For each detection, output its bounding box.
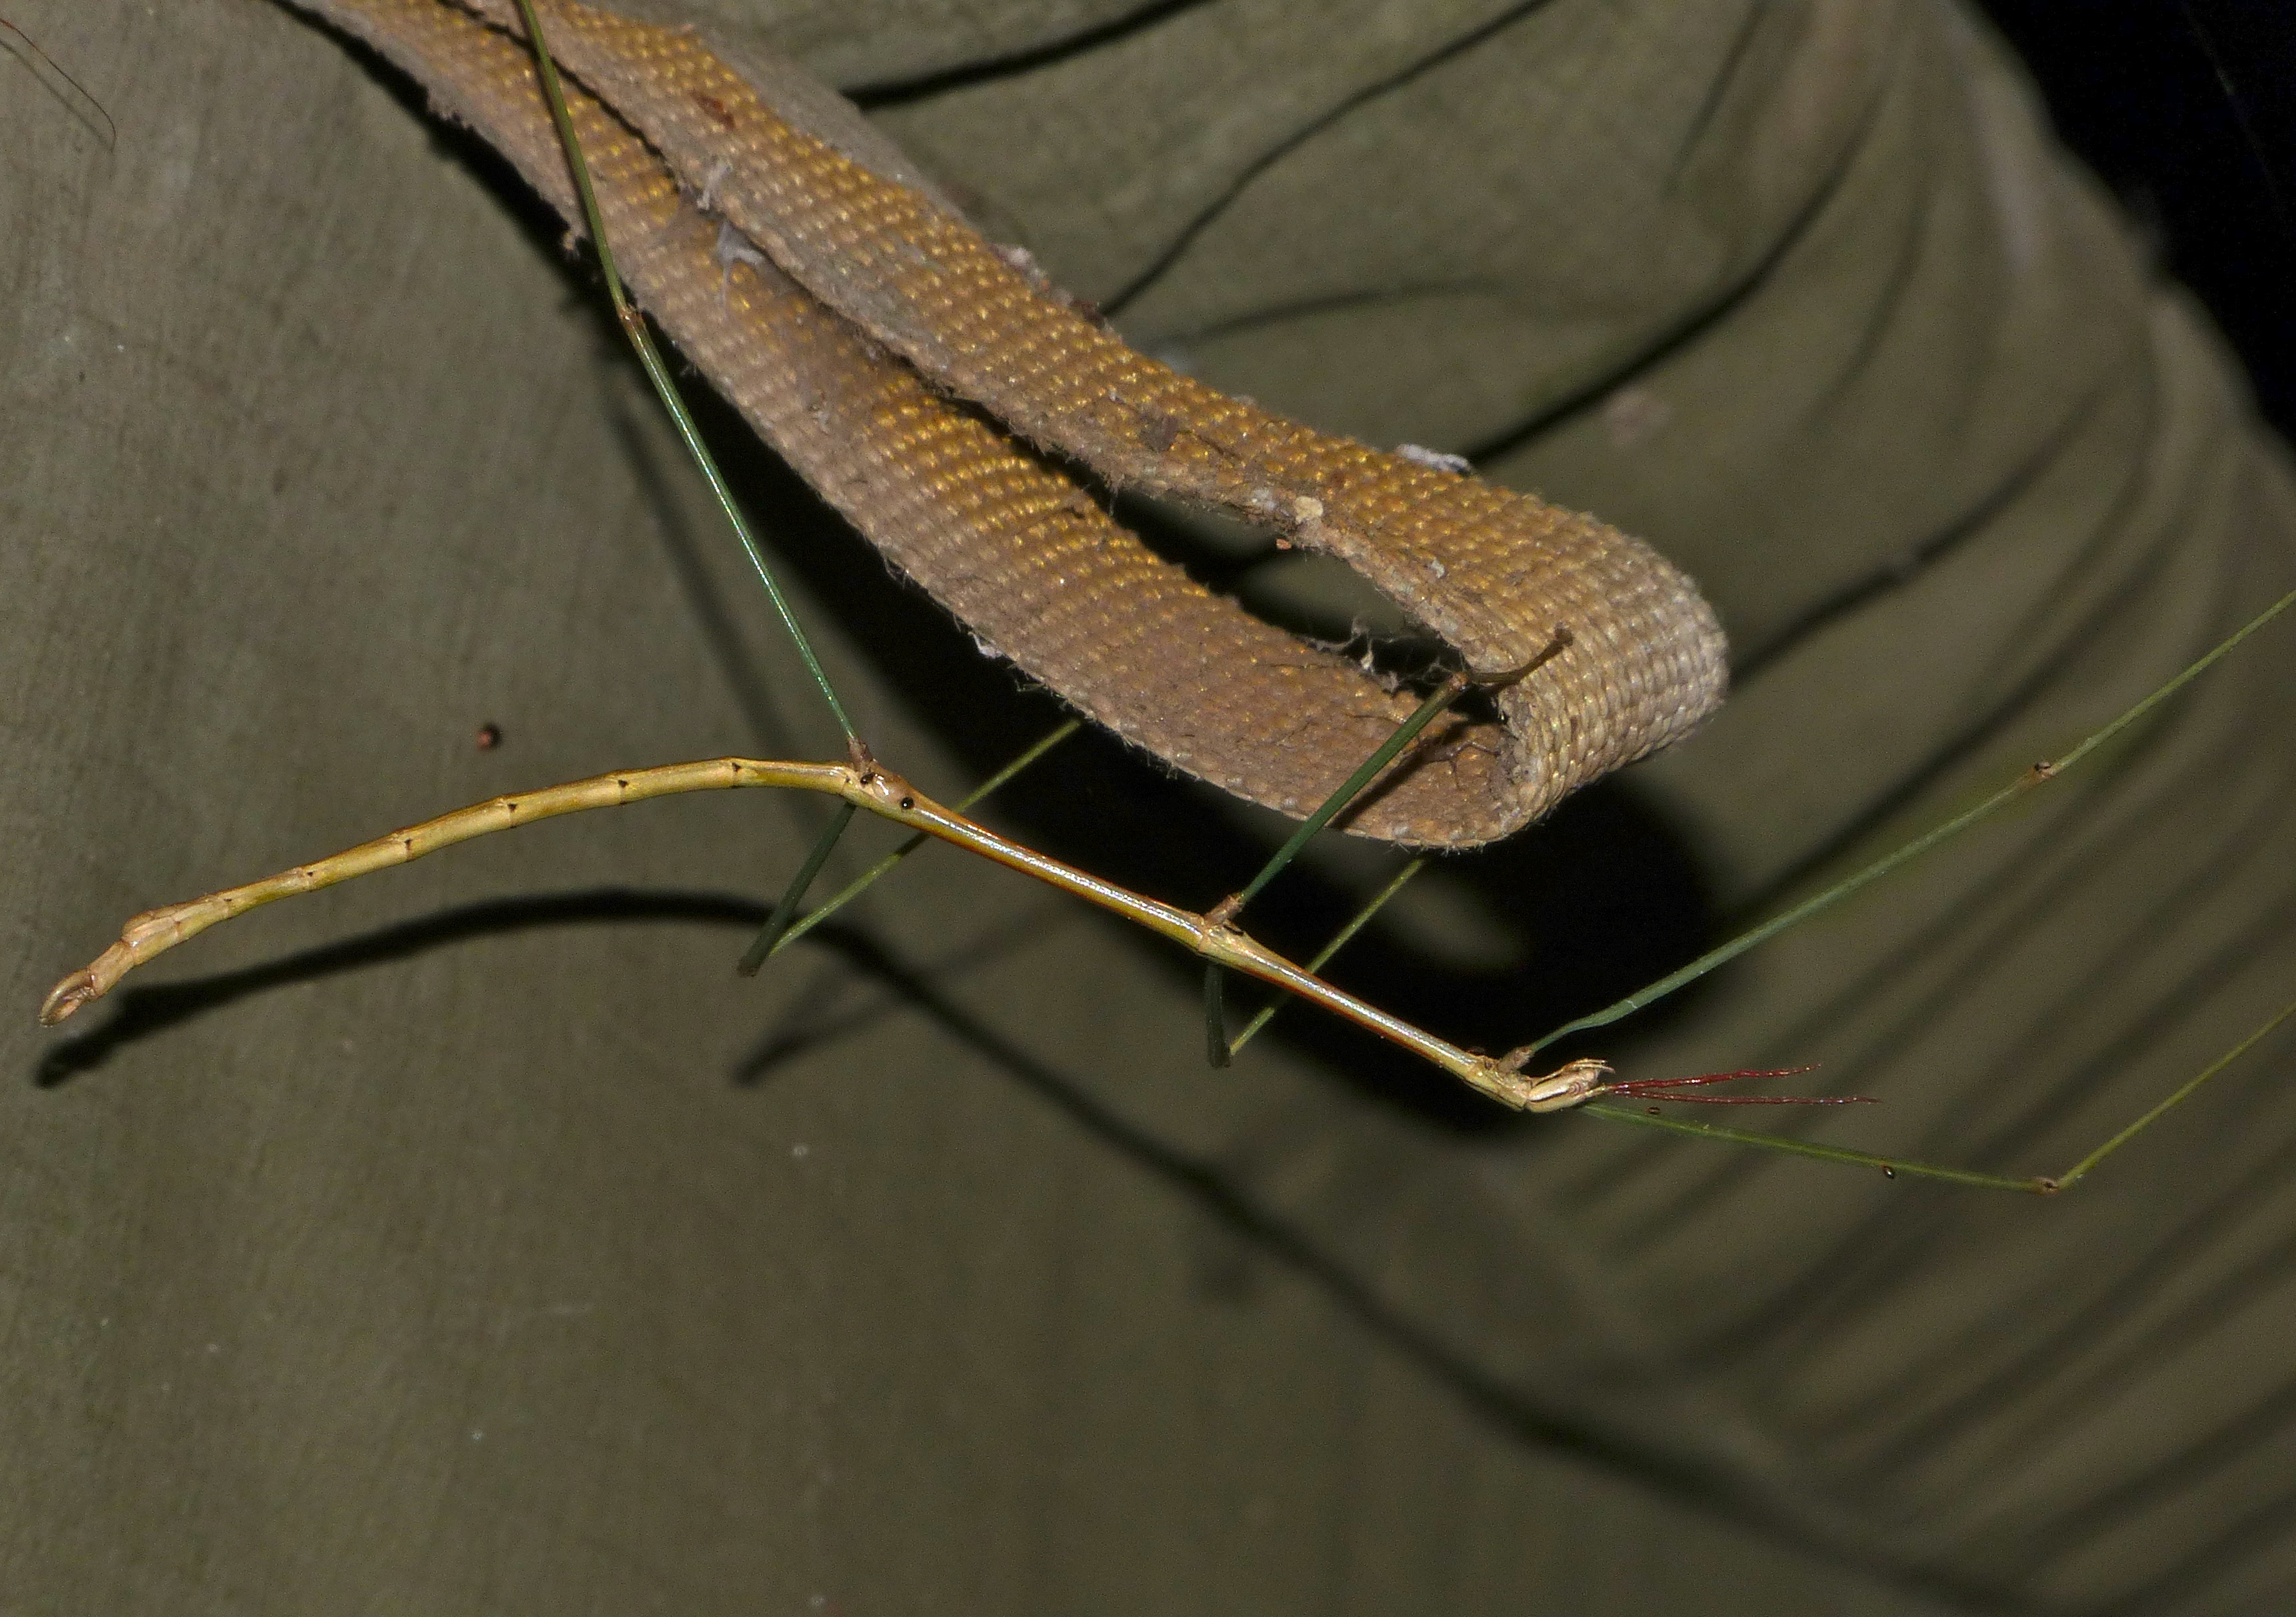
[693,92,737,129]
[476,723,503,751]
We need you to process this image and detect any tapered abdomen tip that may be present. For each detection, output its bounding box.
[39,970,98,1026]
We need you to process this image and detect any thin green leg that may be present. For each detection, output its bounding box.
[1226,675,1468,922]
[1526,586,2296,1059]
[1204,967,1232,1069]
[769,720,1080,960]
[1577,992,2296,1193]
[737,801,857,976]
[1227,857,1426,1057]
[510,0,857,742]
[2047,994,2296,1191]
[1203,674,1470,1064]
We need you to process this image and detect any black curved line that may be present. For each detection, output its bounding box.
[1149,278,1497,352]
[2022,1359,2296,1600]
[847,0,1218,107]
[1098,0,1554,320]
[1667,3,1767,184]
[1729,376,2116,684]
[1462,14,1904,474]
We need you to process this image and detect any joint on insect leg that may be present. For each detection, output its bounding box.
[1495,1055,1614,1112]
[1204,893,1244,931]
[843,740,923,817]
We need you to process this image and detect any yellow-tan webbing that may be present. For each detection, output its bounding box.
[286,0,1728,846]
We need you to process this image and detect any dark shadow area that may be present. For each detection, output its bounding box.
[28,880,2025,1610]
[31,889,766,1088]
[730,901,1072,1083]
[736,916,2038,1617]
[1981,0,2296,436]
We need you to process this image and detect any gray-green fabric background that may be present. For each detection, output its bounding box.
[7,1,2295,1611]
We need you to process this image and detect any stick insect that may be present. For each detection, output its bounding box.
[24,14,2296,1615]
[17,0,2296,1199]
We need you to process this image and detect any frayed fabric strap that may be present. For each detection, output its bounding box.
[287,0,1728,846]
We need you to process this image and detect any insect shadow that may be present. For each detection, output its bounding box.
[21,871,2008,1611]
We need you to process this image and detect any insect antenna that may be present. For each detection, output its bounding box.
[1606,1066,1878,1106]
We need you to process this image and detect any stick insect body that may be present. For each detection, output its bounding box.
[26,0,2296,1196]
